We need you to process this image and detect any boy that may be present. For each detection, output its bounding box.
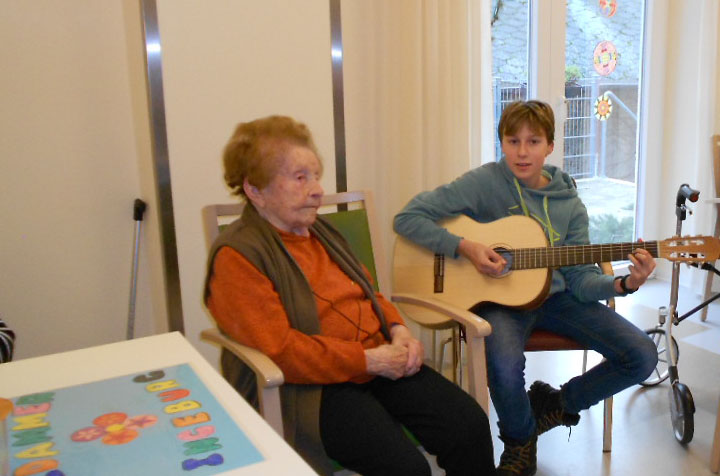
[393,100,657,476]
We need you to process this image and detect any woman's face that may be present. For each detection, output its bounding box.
[245,145,324,236]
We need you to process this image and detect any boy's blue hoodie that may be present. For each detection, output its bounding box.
[393,158,618,302]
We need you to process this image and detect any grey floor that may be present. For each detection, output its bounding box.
[340,278,720,475]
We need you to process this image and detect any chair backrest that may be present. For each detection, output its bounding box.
[713,134,720,197]
[201,190,387,294]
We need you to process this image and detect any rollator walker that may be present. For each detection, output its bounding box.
[640,183,720,444]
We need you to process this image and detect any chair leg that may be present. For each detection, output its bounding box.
[431,329,438,368]
[259,385,284,436]
[602,396,613,452]
[703,208,720,322]
[711,395,720,473]
[702,263,715,322]
[582,349,588,374]
[438,335,454,381]
[454,326,461,387]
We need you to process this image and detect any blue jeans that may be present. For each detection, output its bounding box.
[479,291,658,442]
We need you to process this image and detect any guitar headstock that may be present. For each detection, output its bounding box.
[658,235,720,262]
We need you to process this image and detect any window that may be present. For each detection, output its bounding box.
[491,0,647,245]
[490,0,529,162]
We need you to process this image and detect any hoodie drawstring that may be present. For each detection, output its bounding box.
[513,178,561,247]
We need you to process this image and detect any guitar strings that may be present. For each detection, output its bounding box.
[511,241,660,269]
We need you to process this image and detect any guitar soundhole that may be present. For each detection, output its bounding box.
[494,247,513,277]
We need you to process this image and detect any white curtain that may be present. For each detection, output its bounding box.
[341,0,493,292]
[647,0,720,291]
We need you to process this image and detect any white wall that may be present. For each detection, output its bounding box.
[155,0,336,366]
[0,0,166,359]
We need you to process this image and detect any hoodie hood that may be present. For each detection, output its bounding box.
[498,158,578,199]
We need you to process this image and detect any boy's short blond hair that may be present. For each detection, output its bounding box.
[497,100,555,144]
[222,115,322,198]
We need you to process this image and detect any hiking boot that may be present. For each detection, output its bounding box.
[528,380,580,435]
[497,434,537,476]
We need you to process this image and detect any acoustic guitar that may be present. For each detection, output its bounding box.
[393,215,720,310]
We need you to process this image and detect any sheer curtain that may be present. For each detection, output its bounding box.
[341,0,493,290]
[645,0,720,289]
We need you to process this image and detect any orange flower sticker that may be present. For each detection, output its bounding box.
[594,93,613,120]
[71,411,158,445]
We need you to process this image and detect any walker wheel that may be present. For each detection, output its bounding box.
[640,328,679,386]
[669,382,695,444]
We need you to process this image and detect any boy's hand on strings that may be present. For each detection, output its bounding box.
[458,239,507,276]
[625,241,656,290]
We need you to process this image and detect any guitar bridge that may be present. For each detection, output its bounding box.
[434,253,445,293]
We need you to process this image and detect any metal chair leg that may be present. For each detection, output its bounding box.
[603,396,613,452]
[455,326,461,387]
[438,334,454,382]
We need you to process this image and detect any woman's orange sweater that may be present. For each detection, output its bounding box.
[206,229,405,385]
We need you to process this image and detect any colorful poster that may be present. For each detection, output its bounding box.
[6,364,264,475]
[593,41,618,76]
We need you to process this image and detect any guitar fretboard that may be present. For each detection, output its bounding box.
[510,241,659,270]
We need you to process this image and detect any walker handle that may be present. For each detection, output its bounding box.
[677,184,699,206]
[133,199,147,221]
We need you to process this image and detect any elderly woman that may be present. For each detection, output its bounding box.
[204,115,495,476]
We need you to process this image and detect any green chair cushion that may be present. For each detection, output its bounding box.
[321,209,379,291]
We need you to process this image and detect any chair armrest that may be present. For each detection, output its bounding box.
[200,328,285,435]
[390,293,491,338]
[200,328,284,388]
[390,292,491,412]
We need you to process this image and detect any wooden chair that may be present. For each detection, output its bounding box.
[701,133,720,322]
[200,190,493,437]
[393,233,615,452]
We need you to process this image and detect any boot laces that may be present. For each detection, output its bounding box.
[498,440,534,472]
[536,408,564,434]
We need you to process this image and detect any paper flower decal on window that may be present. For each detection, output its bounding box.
[594,93,613,121]
[71,412,158,445]
[598,0,618,17]
[593,41,618,76]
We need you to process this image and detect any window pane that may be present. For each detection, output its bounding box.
[490,0,529,161]
[565,0,645,244]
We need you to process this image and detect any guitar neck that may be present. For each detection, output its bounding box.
[511,241,659,269]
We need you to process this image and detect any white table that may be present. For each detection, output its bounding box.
[0,332,317,476]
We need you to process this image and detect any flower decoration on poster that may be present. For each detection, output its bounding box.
[594,93,613,121]
[593,41,618,76]
[599,0,618,17]
[71,411,158,445]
